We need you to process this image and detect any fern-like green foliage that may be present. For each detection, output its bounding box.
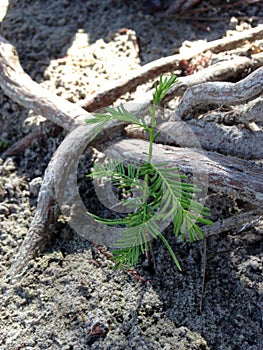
[86,75,213,270]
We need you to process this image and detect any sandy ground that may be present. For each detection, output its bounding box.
[0,1,263,349]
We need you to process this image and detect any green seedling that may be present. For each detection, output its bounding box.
[86,75,212,270]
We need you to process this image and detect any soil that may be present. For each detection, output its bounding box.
[0,1,263,349]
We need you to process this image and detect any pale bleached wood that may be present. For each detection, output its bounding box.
[4,121,126,281]
[6,130,263,280]
[203,208,262,237]
[235,96,263,124]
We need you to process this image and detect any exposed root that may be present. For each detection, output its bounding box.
[175,66,263,119]
[0,28,262,280]
[80,25,263,111]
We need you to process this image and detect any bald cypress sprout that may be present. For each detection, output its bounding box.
[86,75,213,270]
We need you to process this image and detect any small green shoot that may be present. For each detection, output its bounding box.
[86,75,212,270]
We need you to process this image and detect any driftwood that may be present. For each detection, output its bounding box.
[6,124,262,280]
[163,54,263,104]
[0,28,263,280]
[5,54,263,158]
[5,122,126,279]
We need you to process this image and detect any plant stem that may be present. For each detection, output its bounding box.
[142,104,157,205]
[142,104,157,262]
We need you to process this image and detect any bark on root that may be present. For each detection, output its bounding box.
[175,66,263,119]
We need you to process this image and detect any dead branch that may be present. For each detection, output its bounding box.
[0,34,125,280]
[175,66,263,119]
[79,25,263,112]
[4,53,262,159]
[236,96,263,125]
[204,208,262,237]
[6,128,262,280]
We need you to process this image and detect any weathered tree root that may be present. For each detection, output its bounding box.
[175,66,263,119]
[126,118,263,160]
[105,139,263,206]
[4,122,126,281]
[5,127,262,281]
[163,53,263,104]
[0,31,263,280]
[0,35,89,130]
[79,25,263,111]
[237,96,263,125]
